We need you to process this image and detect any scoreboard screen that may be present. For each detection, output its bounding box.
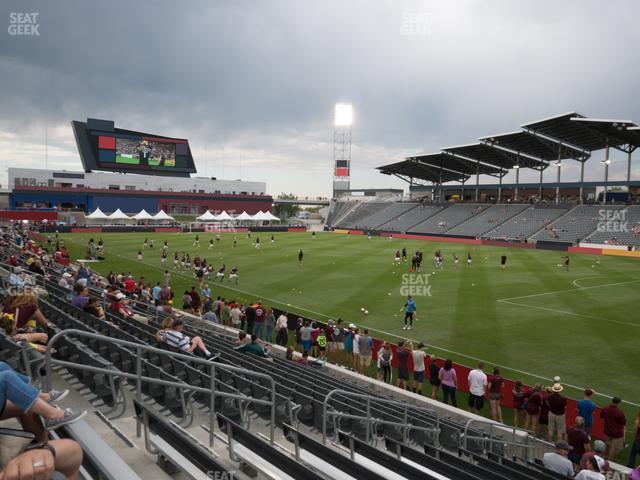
[72,119,196,177]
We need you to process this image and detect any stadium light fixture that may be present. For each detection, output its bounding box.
[555,161,562,167]
[601,159,611,164]
[334,103,353,127]
[512,165,520,169]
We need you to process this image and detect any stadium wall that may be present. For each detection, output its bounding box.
[0,209,58,221]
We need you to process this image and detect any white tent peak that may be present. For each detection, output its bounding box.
[86,208,108,220]
[132,209,154,220]
[108,208,130,220]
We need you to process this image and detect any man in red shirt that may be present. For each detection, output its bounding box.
[600,396,627,460]
[547,383,568,442]
[123,275,136,295]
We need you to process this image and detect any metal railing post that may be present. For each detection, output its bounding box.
[209,362,216,447]
[136,345,142,437]
[365,397,371,444]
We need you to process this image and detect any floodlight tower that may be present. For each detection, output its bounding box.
[333,103,353,198]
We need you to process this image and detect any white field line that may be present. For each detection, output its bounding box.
[66,238,640,408]
[572,276,601,288]
[497,278,640,302]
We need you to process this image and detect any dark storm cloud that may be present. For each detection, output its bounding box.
[1,0,639,194]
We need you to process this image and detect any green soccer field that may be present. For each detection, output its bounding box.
[57,231,640,410]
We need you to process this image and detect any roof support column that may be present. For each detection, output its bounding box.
[461,180,465,202]
[627,150,632,183]
[580,161,585,204]
[538,167,543,202]
[439,168,443,203]
[515,155,520,202]
[603,141,610,205]
[556,146,562,205]
[498,174,502,203]
[475,160,480,202]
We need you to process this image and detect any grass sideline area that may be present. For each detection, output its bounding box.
[56,231,639,453]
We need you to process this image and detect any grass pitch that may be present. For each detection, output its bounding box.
[58,231,640,411]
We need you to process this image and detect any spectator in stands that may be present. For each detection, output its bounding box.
[229,303,242,330]
[244,303,256,336]
[76,263,92,287]
[581,440,609,474]
[575,455,605,480]
[377,343,392,383]
[629,410,640,468]
[188,286,201,315]
[542,440,575,477]
[275,311,288,347]
[577,388,597,437]
[111,293,148,325]
[396,341,410,390]
[357,329,373,376]
[428,355,440,400]
[438,359,457,407]
[298,321,312,354]
[2,292,52,332]
[600,396,626,460]
[57,272,73,291]
[253,302,266,341]
[181,290,193,313]
[83,297,106,321]
[0,438,83,480]
[265,308,276,343]
[539,387,551,438]
[0,362,86,434]
[297,351,309,366]
[467,362,488,415]
[202,307,218,324]
[488,367,504,423]
[0,312,48,353]
[234,334,273,362]
[524,384,543,434]
[156,319,216,360]
[548,382,568,442]
[233,331,251,346]
[567,416,591,467]
[411,342,426,394]
[71,284,89,309]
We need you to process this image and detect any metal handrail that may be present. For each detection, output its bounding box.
[462,418,539,461]
[322,389,441,447]
[44,329,277,447]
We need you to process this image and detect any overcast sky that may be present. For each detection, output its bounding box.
[1,0,639,196]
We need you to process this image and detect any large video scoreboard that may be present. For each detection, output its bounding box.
[72,118,196,177]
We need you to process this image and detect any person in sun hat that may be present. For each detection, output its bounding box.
[548,382,568,443]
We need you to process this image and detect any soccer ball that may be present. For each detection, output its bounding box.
[364,310,369,315]
[592,265,595,268]
[471,283,475,287]
[360,307,365,312]
[432,271,435,275]
[388,292,391,295]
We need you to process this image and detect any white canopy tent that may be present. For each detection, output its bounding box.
[215,211,233,221]
[235,211,253,221]
[152,210,174,222]
[132,209,154,221]
[196,210,217,222]
[85,208,109,220]
[251,211,267,221]
[262,211,280,221]
[107,209,131,221]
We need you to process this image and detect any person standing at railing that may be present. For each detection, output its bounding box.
[438,359,458,407]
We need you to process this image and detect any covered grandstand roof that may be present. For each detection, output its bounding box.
[406,152,506,177]
[521,111,621,152]
[377,159,470,184]
[569,117,640,152]
[442,142,548,171]
[479,130,590,162]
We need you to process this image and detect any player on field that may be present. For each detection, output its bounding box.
[367,232,372,240]
[298,249,304,266]
[255,237,261,249]
[401,247,407,263]
[216,264,226,281]
[185,254,191,270]
[233,236,238,248]
[453,254,459,270]
[138,250,143,262]
[229,266,239,284]
[173,252,179,270]
[562,255,570,272]
[216,233,221,244]
[149,238,154,248]
[271,235,275,243]
[163,240,168,250]
[500,254,507,269]
[160,249,167,266]
[467,253,472,267]
[209,238,214,249]
[394,250,401,265]
[401,296,417,330]
[180,253,186,271]
[143,238,148,249]
[193,235,200,247]
[312,231,316,240]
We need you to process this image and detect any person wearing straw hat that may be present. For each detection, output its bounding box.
[548,382,568,443]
